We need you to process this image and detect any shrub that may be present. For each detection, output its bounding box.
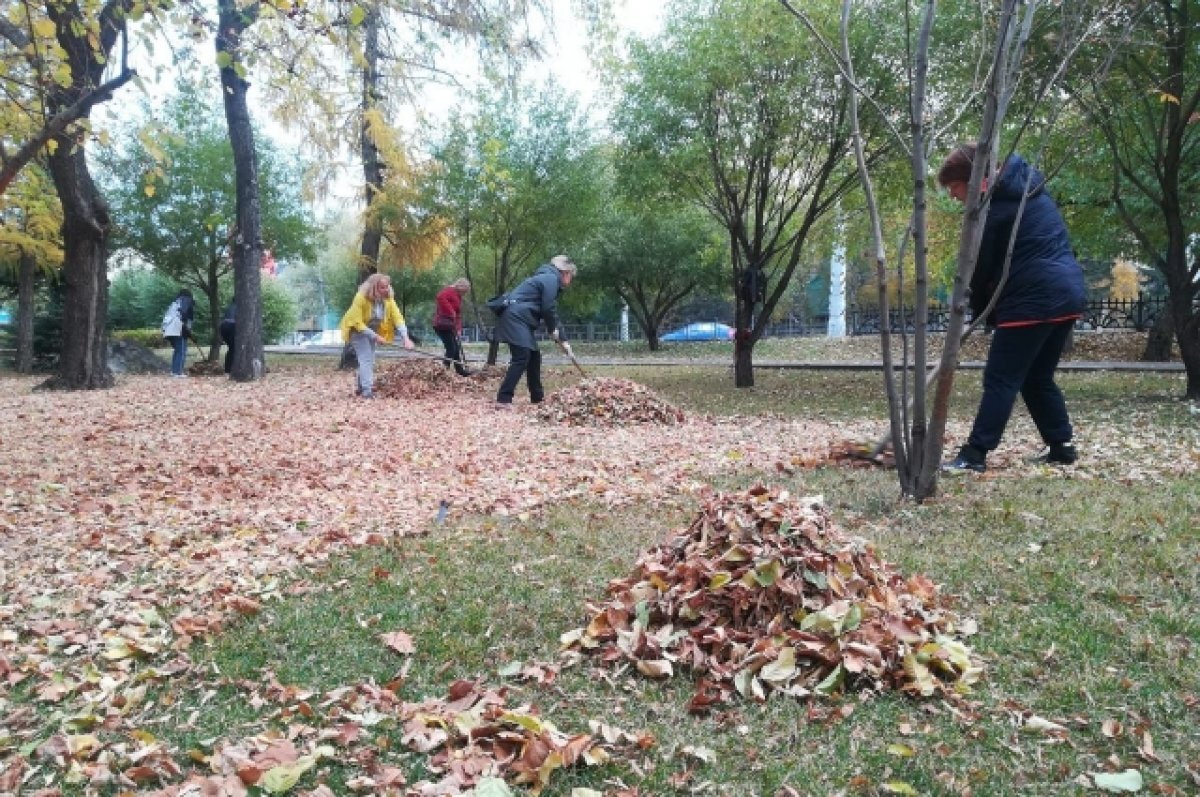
[262,278,298,344]
[111,328,167,348]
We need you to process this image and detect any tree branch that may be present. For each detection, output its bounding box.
[0,69,135,196]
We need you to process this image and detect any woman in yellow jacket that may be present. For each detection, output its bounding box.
[340,273,414,398]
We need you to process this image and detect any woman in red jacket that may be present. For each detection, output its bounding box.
[433,278,472,376]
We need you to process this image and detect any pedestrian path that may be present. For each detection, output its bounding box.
[266,345,1185,372]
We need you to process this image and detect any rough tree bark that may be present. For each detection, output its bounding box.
[358,3,384,281]
[1142,306,1173,361]
[218,0,265,382]
[16,251,36,373]
[42,140,113,390]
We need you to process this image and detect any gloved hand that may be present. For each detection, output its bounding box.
[562,341,574,357]
[550,328,560,343]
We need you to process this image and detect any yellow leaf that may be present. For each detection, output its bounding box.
[882,782,919,795]
[144,183,156,197]
[635,659,674,678]
[260,755,318,793]
[33,18,57,38]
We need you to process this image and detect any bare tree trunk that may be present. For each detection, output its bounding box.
[218,0,265,382]
[205,259,222,361]
[918,0,1029,500]
[733,297,754,387]
[1142,305,1173,361]
[16,251,36,373]
[1171,292,1200,399]
[358,3,384,281]
[42,141,113,390]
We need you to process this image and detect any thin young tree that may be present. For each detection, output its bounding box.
[617,0,867,387]
[783,0,1112,498]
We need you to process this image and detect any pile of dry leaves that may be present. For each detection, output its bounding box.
[534,377,685,426]
[562,486,982,710]
[374,359,496,400]
[187,360,226,377]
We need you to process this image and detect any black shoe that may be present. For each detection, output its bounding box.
[1034,442,1077,465]
[942,444,987,473]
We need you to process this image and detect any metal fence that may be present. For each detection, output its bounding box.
[442,294,1170,344]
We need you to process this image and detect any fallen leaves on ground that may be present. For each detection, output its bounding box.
[130,680,605,796]
[534,377,684,426]
[0,362,1193,793]
[374,359,499,400]
[187,360,227,377]
[562,485,983,708]
[825,439,896,469]
[0,370,857,793]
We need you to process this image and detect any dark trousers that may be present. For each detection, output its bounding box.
[220,321,236,373]
[968,321,1074,452]
[496,344,543,404]
[434,327,470,376]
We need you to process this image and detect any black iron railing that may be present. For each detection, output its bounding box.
[444,294,1170,344]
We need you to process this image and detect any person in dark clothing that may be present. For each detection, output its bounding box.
[219,300,236,374]
[432,278,472,376]
[937,144,1086,472]
[161,289,195,378]
[493,255,576,409]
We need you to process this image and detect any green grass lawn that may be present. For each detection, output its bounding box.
[161,367,1199,796]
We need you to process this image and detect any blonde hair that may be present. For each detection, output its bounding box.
[550,255,577,276]
[358,273,393,298]
[452,278,471,292]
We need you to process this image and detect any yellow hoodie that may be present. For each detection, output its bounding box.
[340,293,407,343]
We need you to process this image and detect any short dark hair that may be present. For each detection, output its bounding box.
[937,143,977,186]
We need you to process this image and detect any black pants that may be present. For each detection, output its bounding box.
[434,327,470,376]
[967,321,1074,452]
[496,344,543,404]
[220,320,235,373]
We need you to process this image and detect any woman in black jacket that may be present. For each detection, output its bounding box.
[938,145,1086,472]
[493,255,576,408]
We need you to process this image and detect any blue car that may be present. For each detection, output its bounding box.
[660,322,735,342]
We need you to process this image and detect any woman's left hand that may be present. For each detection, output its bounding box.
[402,337,415,350]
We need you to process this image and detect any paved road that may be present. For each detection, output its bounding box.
[267,345,1185,372]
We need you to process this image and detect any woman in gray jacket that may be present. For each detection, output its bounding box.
[493,255,576,408]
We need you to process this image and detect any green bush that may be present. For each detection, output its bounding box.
[111,328,166,348]
[262,278,298,344]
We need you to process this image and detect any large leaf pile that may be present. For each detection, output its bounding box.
[375,359,496,400]
[562,486,982,709]
[534,378,684,426]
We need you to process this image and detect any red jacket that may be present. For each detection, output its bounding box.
[433,286,463,333]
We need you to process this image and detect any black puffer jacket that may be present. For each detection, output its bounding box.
[972,155,1085,326]
[494,264,565,350]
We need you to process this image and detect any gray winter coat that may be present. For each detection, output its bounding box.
[494,264,565,350]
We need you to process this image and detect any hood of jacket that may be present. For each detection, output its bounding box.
[993,155,1046,202]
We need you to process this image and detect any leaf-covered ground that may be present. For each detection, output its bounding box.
[0,368,881,794]
[1,362,1196,796]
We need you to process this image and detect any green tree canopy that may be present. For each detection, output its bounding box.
[101,80,319,359]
